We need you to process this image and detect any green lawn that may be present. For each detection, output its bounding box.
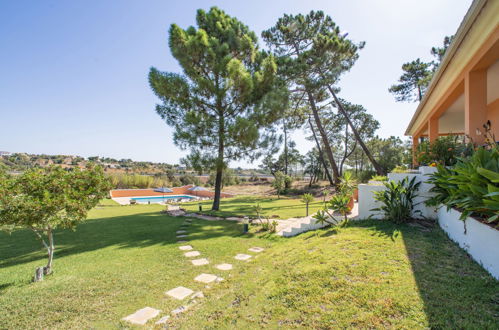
[0,202,497,328]
[182,195,325,219]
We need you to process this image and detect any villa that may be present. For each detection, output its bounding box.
[405,0,499,162]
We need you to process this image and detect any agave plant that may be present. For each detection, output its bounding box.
[372,177,421,224]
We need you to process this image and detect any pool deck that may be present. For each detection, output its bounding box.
[112,195,200,205]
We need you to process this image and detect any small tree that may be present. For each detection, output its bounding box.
[272,171,287,198]
[0,165,110,280]
[301,193,314,216]
[253,203,263,223]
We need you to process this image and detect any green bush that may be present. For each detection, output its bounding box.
[370,175,388,182]
[417,136,473,166]
[426,147,499,224]
[372,177,421,224]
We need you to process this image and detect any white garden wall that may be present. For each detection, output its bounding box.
[438,207,499,280]
[357,166,499,279]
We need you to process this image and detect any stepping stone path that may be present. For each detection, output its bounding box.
[191,258,209,266]
[165,286,194,300]
[122,221,269,325]
[122,307,161,325]
[155,315,170,325]
[235,253,252,261]
[194,273,223,284]
[216,263,233,271]
[184,251,201,257]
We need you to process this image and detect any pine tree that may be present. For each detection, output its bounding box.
[149,7,286,210]
[389,58,433,102]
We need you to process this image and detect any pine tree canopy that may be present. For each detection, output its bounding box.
[149,7,287,209]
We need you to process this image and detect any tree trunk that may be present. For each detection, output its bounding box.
[283,123,288,175]
[212,116,225,211]
[306,89,341,185]
[308,116,334,186]
[327,86,385,175]
[44,227,54,275]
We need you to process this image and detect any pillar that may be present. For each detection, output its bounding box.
[465,69,487,144]
[412,135,419,167]
[428,117,439,142]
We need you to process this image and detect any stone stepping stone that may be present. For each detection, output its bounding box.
[165,286,194,300]
[176,230,187,234]
[122,307,161,325]
[179,245,193,251]
[184,251,201,257]
[171,305,189,315]
[249,247,265,253]
[155,315,170,325]
[177,240,188,243]
[177,234,188,238]
[194,273,219,283]
[191,258,209,266]
[235,254,252,261]
[216,263,233,271]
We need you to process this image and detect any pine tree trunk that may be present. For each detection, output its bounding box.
[283,123,288,175]
[327,86,385,175]
[306,89,341,185]
[212,115,224,211]
[308,116,335,186]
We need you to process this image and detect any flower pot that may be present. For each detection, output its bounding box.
[347,196,354,211]
[353,188,359,202]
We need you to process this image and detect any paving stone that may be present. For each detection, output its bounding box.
[177,234,188,238]
[122,307,161,325]
[191,258,209,266]
[155,315,170,325]
[184,251,201,257]
[176,230,187,234]
[216,263,233,271]
[248,247,265,253]
[179,245,193,251]
[171,305,189,315]
[165,286,194,300]
[194,273,218,283]
[191,291,204,299]
[215,277,224,282]
[235,253,252,261]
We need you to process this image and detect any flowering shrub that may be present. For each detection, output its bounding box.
[416,136,473,166]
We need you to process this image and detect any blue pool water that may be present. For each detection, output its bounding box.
[131,195,195,203]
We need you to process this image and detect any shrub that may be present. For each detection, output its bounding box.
[417,136,473,166]
[372,177,421,224]
[179,174,201,186]
[370,175,387,182]
[426,147,499,224]
[314,192,351,226]
[272,171,292,198]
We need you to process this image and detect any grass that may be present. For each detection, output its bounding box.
[0,202,498,328]
[182,195,325,219]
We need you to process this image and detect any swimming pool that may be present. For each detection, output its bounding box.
[131,195,195,204]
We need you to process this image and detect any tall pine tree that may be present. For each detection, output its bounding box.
[149,7,286,210]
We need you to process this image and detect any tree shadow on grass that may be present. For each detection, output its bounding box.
[0,211,253,270]
[347,220,499,327]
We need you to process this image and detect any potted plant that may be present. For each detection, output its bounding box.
[339,172,357,211]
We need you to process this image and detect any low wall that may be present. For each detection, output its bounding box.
[110,185,233,198]
[438,207,499,280]
[358,184,385,219]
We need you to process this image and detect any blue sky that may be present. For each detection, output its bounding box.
[0,0,472,167]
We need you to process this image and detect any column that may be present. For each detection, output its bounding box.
[428,117,439,142]
[465,69,487,144]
